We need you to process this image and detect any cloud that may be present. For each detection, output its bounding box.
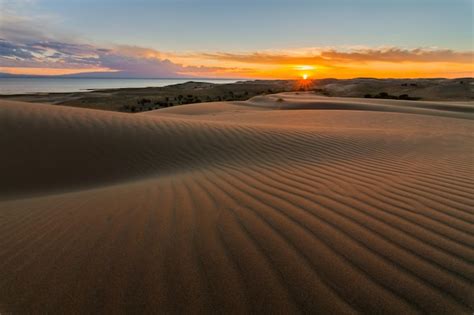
[97,45,227,77]
[0,39,104,69]
[321,47,473,64]
[1,11,472,78]
[0,11,227,77]
[195,47,473,66]
[0,39,38,59]
[0,37,233,77]
[0,12,104,69]
[0,8,65,43]
[3,36,472,78]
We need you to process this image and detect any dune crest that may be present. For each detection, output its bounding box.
[1,93,473,313]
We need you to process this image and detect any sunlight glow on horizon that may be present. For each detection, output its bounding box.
[3,60,473,79]
[2,54,473,79]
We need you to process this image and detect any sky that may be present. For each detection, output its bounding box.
[1,0,473,78]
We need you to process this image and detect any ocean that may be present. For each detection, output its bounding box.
[0,78,240,95]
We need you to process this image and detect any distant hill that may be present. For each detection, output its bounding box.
[312,77,473,101]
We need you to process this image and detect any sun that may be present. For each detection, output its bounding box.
[294,65,316,80]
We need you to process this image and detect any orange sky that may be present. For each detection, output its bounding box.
[178,62,474,79]
[2,47,473,79]
[176,60,474,80]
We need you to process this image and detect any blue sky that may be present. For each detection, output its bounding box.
[12,0,473,50]
[1,0,472,78]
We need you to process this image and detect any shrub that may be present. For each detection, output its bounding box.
[137,98,151,105]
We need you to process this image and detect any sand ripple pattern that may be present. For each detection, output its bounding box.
[0,96,473,313]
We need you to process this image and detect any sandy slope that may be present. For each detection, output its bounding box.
[0,93,473,313]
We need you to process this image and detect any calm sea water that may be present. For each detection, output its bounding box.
[0,78,240,94]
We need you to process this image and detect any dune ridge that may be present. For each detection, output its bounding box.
[0,93,473,313]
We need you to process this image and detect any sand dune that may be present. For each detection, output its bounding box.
[0,93,473,313]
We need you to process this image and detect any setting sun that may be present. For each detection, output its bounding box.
[302,74,308,80]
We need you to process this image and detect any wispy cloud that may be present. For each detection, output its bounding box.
[194,47,473,65]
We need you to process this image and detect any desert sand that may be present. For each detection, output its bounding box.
[0,92,473,313]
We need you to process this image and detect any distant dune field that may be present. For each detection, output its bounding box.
[0,93,473,313]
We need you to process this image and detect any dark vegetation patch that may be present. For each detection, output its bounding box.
[364,92,421,100]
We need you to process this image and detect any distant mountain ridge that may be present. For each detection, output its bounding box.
[0,72,238,80]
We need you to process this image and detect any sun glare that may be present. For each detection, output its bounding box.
[295,65,315,71]
[295,73,313,91]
